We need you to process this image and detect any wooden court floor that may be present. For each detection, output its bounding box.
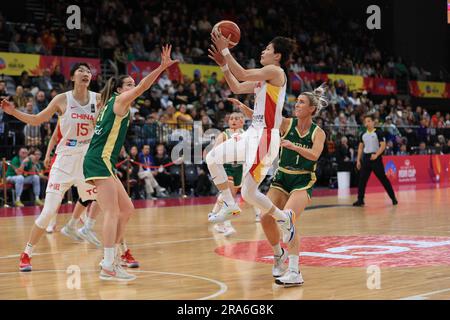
[0,187,450,300]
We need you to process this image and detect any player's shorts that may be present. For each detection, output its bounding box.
[270,168,317,199]
[224,163,243,188]
[83,155,117,182]
[47,152,97,201]
[212,126,280,184]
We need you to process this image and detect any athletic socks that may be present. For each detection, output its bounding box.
[84,217,96,230]
[120,242,128,254]
[103,247,115,268]
[67,217,78,228]
[24,243,33,256]
[221,189,235,206]
[272,207,287,221]
[288,255,299,273]
[273,244,283,257]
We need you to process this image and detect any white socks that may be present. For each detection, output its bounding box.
[84,217,96,230]
[24,243,33,256]
[68,217,78,228]
[273,244,283,257]
[103,247,115,268]
[221,189,236,206]
[272,207,286,221]
[289,255,299,273]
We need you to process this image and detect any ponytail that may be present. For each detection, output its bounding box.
[99,75,129,110]
[303,83,329,118]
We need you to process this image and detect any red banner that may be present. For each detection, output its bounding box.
[368,155,450,187]
[127,61,182,83]
[366,78,398,95]
[37,55,101,79]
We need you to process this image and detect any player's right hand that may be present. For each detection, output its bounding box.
[44,156,51,169]
[1,99,14,114]
[208,45,225,66]
[356,160,361,170]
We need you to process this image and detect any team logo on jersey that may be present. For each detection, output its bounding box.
[48,183,60,191]
[94,127,103,135]
[66,139,78,147]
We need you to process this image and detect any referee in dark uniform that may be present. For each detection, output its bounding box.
[353,114,398,206]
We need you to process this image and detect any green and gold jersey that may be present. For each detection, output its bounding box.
[85,93,130,169]
[278,118,319,173]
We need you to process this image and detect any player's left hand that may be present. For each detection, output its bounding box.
[208,45,225,66]
[281,139,296,150]
[160,44,179,69]
[370,154,378,161]
[211,30,230,52]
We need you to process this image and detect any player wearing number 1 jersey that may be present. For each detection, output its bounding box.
[1,63,100,272]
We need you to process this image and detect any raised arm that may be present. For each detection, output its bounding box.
[208,45,256,94]
[211,32,283,83]
[1,94,63,126]
[227,98,254,118]
[281,127,326,162]
[114,45,179,116]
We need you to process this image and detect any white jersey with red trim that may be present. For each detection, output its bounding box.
[55,90,98,155]
[252,74,287,130]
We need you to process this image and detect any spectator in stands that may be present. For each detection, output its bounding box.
[13,86,27,109]
[51,65,65,91]
[19,71,33,89]
[6,147,43,207]
[397,144,409,156]
[153,143,177,193]
[138,145,169,199]
[34,90,48,112]
[172,46,185,63]
[0,80,8,100]
[336,136,353,172]
[8,33,22,52]
[158,71,173,91]
[384,140,395,155]
[418,142,428,155]
[128,145,143,199]
[30,149,47,199]
[37,69,54,96]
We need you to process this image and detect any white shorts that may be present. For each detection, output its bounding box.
[213,126,280,184]
[46,152,97,201]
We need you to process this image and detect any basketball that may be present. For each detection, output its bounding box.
[212,20,240,48]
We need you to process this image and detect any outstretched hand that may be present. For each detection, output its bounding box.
[160,45,179,69]
[211,29,230,52]
[1,99,14,114]
[208,45,225,66]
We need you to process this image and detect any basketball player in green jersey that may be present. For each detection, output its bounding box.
[83,45,178,282]
[208,112,261,237]
[228,84,327,287]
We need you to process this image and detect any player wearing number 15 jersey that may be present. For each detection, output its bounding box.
[1,63,100,272]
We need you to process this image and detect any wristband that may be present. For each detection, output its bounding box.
[221,48,230,56]
[221,64,229,72]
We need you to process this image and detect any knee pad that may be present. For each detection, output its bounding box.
[78,198,93,208]
[35,192,63,229]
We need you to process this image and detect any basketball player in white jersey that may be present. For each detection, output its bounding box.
[43,120,101,247]
[2,63,102,271]
[207,34,297,244]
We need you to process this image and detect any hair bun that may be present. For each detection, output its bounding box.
[313,82,327,97]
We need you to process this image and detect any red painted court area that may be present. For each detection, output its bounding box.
[215,236,450,268]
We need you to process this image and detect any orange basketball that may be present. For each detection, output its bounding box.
[212,20,240,48]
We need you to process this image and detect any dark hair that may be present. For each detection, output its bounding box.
[99,75,130,108]
[70,62,91,77]
[364,114,375,121]
[269,36,297,74]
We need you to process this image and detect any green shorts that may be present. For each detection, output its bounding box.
[83,156,116,182]
[270,169,316,199]
[224,163,243,188]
